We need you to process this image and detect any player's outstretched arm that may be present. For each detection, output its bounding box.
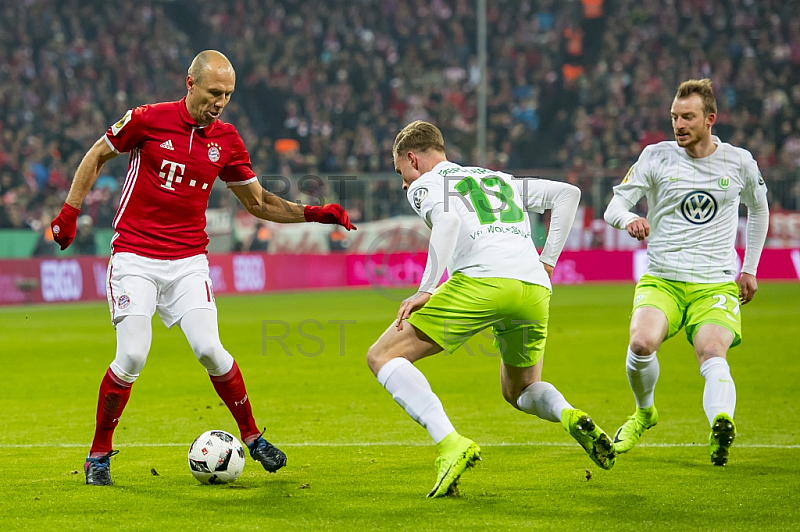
[231,181,356,229]
[51,136,118,250]
[65,137,119,208]
[524,180,580,270]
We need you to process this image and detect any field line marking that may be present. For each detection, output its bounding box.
[6,442,800,449]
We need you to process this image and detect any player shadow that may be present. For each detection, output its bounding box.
[612,445,790,475]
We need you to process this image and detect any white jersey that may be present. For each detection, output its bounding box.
[610,137,768,283]
[407,161,580,291]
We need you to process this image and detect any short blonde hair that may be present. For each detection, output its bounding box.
[675,79,717,116]
[393,120,445,157]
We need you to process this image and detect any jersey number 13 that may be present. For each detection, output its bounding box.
[455,175,524,225]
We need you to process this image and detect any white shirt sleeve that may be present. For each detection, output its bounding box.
[406,176,441,227]
[418,204,461,293]
[740,154,770,276]
[604,194,641,230]
[604,146,655,229]
[406,177,461,293]
[518,179,581,266]
[741,196,769,276]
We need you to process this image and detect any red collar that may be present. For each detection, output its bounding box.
[179,97,217,132]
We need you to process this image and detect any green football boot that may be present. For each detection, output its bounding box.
[427,432,481,498]
[613,406,659,453]
[561,409,616,470]
[709,413,736,466]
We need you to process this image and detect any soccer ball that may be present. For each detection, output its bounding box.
[188,430,245,484]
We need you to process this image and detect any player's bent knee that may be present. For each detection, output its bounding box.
[501,379,540,410]
[698,349,727,365]
[366,341,407,375]
[111,350,148,381]
[366,344,387,374]
[194,343,233,373]
[192,342,220,361]
[629,337,658,357]
[128,351,149,371]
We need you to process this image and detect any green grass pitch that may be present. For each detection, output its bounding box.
[2,283,799,530]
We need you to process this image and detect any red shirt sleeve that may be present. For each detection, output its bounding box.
[104,106,149,154]
[219,130,257,186]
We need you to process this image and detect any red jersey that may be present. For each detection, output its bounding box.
[104,98,257,259]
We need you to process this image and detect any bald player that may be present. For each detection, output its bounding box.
[50,50,356,486]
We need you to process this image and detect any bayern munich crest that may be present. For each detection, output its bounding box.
[117,294,131,309]
[207,142,221,162]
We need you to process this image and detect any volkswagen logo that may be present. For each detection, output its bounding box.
[412,187,428,210]
[681,190,717,224]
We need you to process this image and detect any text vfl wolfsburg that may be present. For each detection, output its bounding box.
[470,225,531,240]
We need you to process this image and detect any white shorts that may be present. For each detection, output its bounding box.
[106,252,216,328]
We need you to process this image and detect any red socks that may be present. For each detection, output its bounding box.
[89,362,259,456]
[89,368,133,456]
[210,361,260,443]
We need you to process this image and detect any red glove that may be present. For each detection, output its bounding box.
[50,203,81,250]
[304,204,357,230]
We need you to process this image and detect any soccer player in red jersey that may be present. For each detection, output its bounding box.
[50,50,356,486]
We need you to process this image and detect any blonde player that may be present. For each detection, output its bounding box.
[604,79,769,465]
[366,121,616,498]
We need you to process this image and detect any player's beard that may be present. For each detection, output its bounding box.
[675,128,705,148]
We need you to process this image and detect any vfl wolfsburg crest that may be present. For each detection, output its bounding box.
[412,187,428,210]
[718,176,730,189]
[681,190,717,225]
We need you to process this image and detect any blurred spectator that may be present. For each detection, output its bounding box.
[249,222,272,252]
[0,0,798,233]
[0,195,18,228]
[32,226,58,256]
[328,226,351,253]
[72,215,97,255]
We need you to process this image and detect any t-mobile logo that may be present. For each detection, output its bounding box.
[159,159,186,190]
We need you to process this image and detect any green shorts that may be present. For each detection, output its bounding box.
[633,274,742,347]
[406,272,551,367]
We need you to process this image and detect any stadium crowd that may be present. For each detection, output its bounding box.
[0,0,798,232]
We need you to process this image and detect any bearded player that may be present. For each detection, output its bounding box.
[604,79,769,465]
[50,50,356,486]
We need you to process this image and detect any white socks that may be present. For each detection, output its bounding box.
[376,358,455,443]
[700,357,736,424]
[626,347,660,409]
[516,381,573,423]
